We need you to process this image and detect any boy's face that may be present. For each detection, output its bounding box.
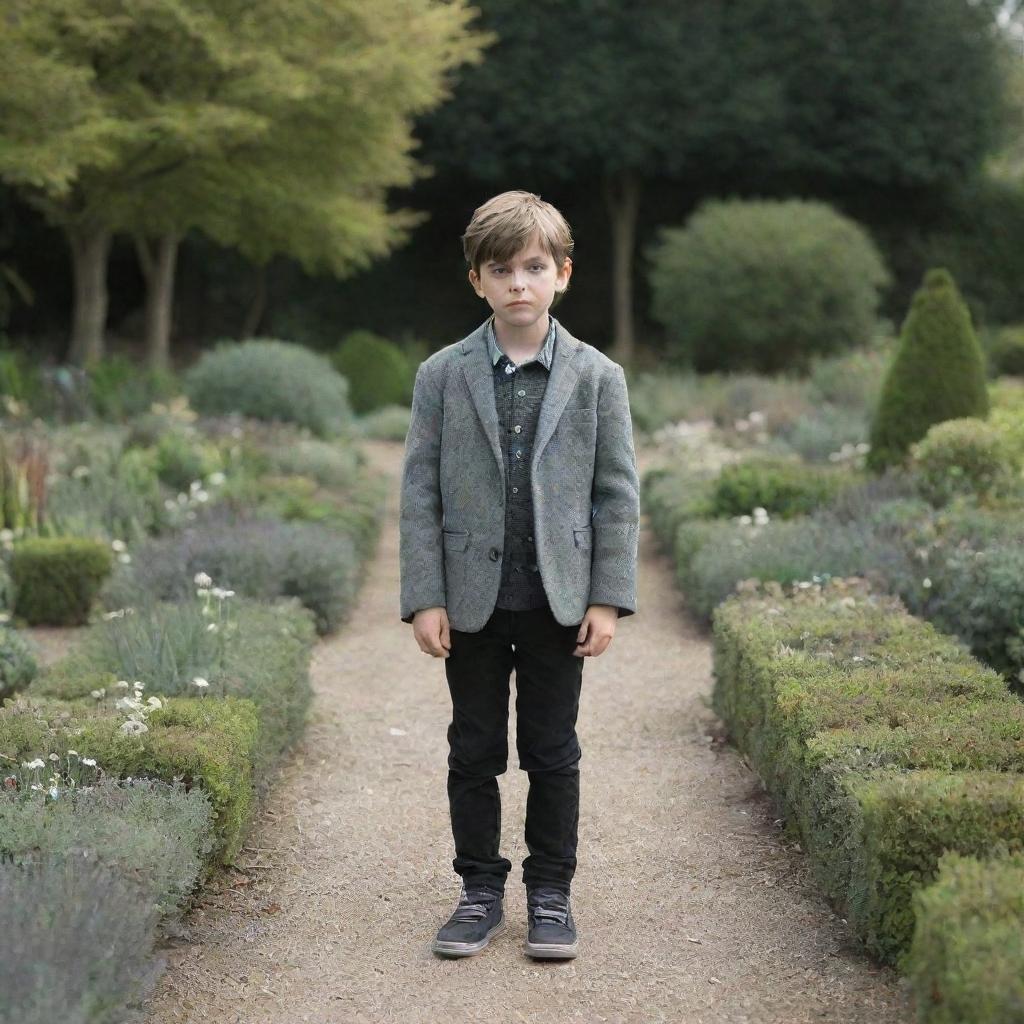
[468,231,572,330]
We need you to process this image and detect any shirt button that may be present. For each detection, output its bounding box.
[518,389,525,397]
[514,425,522,433]
[512,486,518,493]
[504,364,515,375]
[515,450,522,459]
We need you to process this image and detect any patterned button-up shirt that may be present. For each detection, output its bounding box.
[487,313,559,611]
[486,313,557,370]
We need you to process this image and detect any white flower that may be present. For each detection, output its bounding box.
[90,688,105,699]
[72,464,91,479]
[48,752,59,762]
[111,539,127,552]
[146,696,163,709]
[922,577,932,588]
[190,480,202,493]
[49,786,60,799]
[67,750,79,757]
[192,677,210,689]
[207,623,218,633]
[194,571,213,588]
[82,757,97,767]
[133,680,145,691]
[209,471,226,486]
[115,680,130,690]
[120,720,149,736]
[195,489,209,502]
[117,553,131,564]
[22,758,45,770]
[115,696,141,712]
[164,499,177,510]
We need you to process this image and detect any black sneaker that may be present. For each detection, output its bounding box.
[524,886,578,959]
[432,882,506,958]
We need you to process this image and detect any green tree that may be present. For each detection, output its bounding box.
[867,268,990,472]
[416,0,1015,366]
[0,0,489,368]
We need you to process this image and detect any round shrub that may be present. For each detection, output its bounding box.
[330,330,412,414]
[10,537,113,626]
[0,626,38,702]
[710,457,856,519]
[910,417,1022,507]
[647,197,890,373]
[985,324,1024,378]
[183,339,353,439]
[867,268,989,472]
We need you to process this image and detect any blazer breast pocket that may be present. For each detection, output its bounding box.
[442,528,470,552]
[573,526,593,550]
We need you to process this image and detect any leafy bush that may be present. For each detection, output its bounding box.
[0,626,38,702]
[907,850,1024,1024]
[0,775,215,920]
[11,537,113,626]
[0,850,165,1024]
[909,417,1022,506]
[183,338,354,439]
[330,329,412,414]
[87,354,179,421]
[709,457,856,519]
[33,595,317,793]
[99,509,360,635]
[806,341,893,412]
[980,323,1024,378]
[0,692,261,865]
[774,404,870,464]
[647,197,890,373]
[151,430,223,493]
[867,268,989,471]
[356,403,412,441]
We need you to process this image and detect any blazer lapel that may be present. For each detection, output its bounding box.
[458,316,584,481]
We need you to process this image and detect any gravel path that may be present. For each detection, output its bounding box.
[142,438,915,1024]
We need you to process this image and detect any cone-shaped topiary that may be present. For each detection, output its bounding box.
[867,268,989,472]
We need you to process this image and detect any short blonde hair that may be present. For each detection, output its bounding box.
[462,190,574,276]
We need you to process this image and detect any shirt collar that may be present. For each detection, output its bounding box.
[487,313,557,370]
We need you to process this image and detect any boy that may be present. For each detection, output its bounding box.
[399,190,640,960]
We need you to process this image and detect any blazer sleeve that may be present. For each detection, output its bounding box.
[399,361,446,623]
[588,363,640,617]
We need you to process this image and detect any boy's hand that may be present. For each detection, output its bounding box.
[412,606,451,658]
[574,605,617,657]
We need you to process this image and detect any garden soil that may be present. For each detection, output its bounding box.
[134,438,915,1024]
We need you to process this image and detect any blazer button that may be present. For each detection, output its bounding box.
[489,548,501,561]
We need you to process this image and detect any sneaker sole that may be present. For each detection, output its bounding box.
[524,937,579,959]
[431,916,506,958]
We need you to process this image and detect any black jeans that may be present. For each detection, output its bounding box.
[443,600,584,897]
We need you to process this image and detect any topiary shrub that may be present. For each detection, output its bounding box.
[183,338,354,439]
[909,417,1022,507]
[330,330,412,414]
[867,268,989,472]
[10,537,113,626]
[647,197,890,373]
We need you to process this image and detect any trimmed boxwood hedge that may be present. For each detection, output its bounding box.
[711,577,1024,970]
[906,850,1024,1024]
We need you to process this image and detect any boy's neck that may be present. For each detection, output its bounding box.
[493,311,551,360]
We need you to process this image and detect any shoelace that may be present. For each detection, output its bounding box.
[527,888,570,927]
[450,887,499,923]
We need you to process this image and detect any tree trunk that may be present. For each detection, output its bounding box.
[241,263,268,339]
[603,170,640,368]
[67,225,112,367]
[137,233,181,372]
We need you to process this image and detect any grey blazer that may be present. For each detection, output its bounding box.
[399,316,640,632]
